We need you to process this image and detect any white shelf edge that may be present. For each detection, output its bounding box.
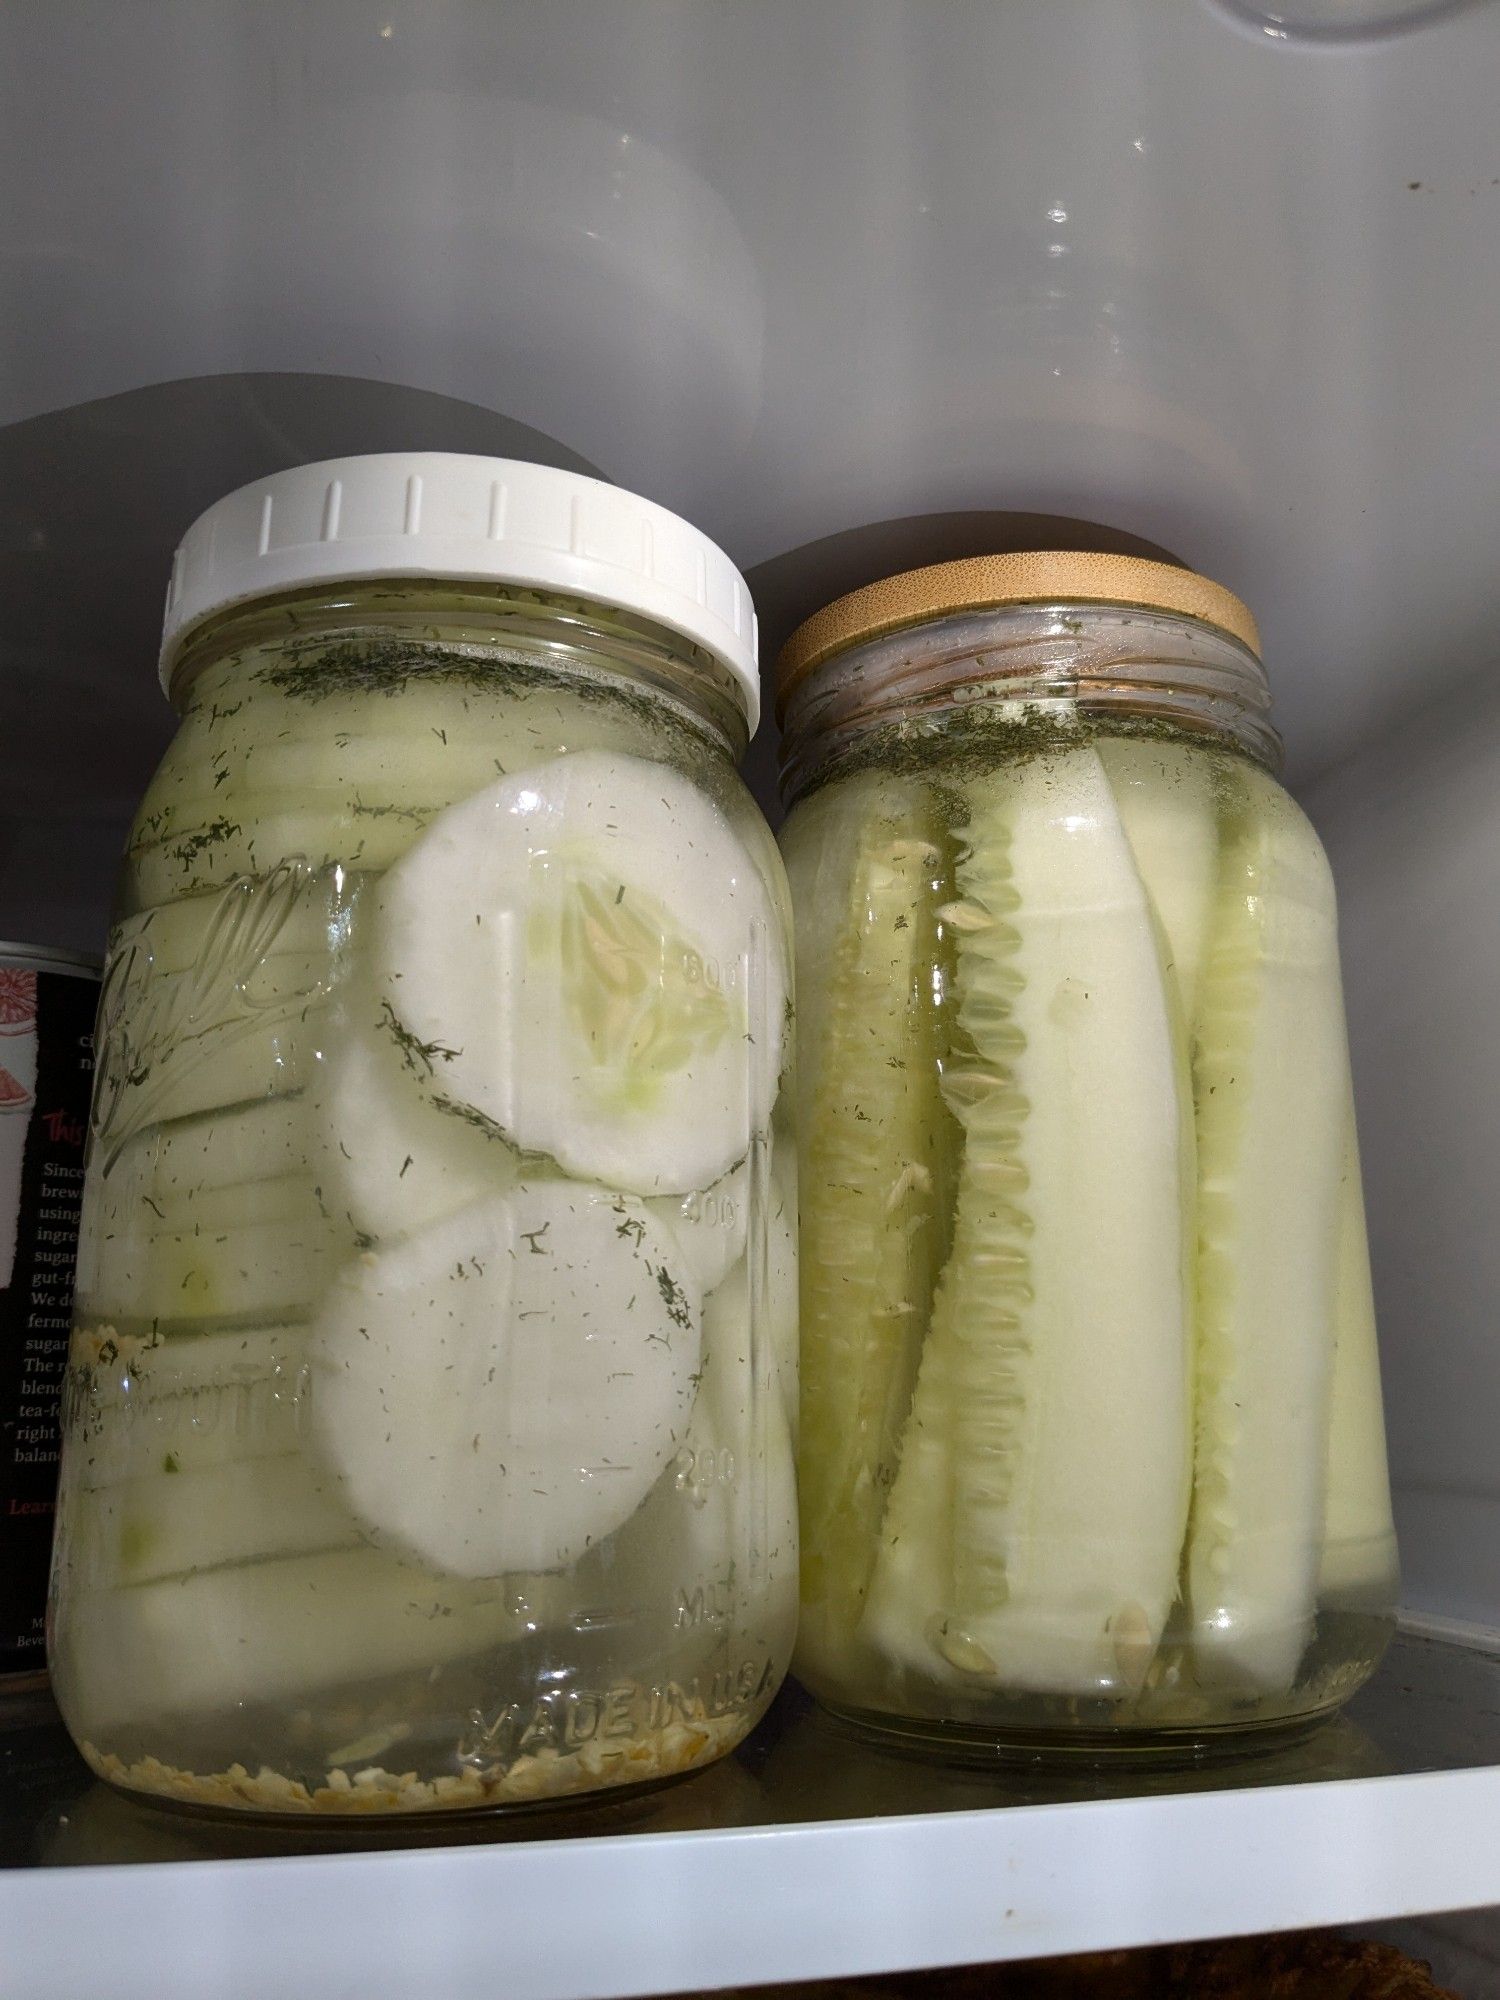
[9,1763,1500,2000]
[1397,1609,1500,1650]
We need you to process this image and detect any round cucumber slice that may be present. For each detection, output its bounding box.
[58,1547,572,1732]
[646,1158,750,1296]
[74,1452,358,1591]
[369,751,785,1196]
[80,1212,335,1333]
[314,979,519,1244]
[309,1181,702,1577]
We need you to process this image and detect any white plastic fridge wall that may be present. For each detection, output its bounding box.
[6,0,1500,931]
[1303,672,1500,1637]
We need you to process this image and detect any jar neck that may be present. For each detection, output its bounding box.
[778,602,1281,801]
[168,580,750,757]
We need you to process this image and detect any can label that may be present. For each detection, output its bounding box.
[0,964,97,1674]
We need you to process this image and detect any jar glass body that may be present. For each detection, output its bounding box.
[780,602,1397,1754]
[50,582,798,1815]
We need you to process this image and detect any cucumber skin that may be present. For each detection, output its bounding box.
[1186,767,1346,1693]
[1101,740,1393,1681]
[1097,736,1220,1027]
[790,788,956,1678]
[863,750,1191,1699]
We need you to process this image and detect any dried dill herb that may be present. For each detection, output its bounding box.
[377,999,458,1079]
[792,701,1257,814]
[164,818,243,871]
[655,1265,694,1335]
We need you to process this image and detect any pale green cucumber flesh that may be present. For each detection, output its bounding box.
[863,747,1192,1698]
[793,793,955,1670]
[80,1215,335,1332]
[309,1183,703,1577]
[1098,736,1221,1025]
[73,1453,358,1590]
[370,751,785,1197]
[1186,768,1346,1692]
[56,1548,571,1733]
[66,1324,312,1491]
[315,976,519,1245]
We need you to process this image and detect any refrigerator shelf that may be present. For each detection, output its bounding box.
[3,1627,1499,2000]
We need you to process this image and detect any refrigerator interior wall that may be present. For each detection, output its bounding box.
[1304,672,1500,1634]
[3,0,1499,1625]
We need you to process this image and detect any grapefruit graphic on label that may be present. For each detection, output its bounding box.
[0,967,37,1034]
[0,1063,32,1111]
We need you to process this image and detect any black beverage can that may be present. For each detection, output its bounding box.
[0,944,99,1685]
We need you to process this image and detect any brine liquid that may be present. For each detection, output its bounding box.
[49,624,797,1814]
[782,716,1397,1748]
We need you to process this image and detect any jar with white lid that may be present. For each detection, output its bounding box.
[778,552,1396,1755]
[49,454,797,1816]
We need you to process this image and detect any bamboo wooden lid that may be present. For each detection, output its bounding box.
[775,551,1261,717]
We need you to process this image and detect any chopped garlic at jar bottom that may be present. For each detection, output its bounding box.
[80,1708,752,1816]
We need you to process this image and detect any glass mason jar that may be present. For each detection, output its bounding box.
[778,552,1397,1756]
[49,455,798,1816]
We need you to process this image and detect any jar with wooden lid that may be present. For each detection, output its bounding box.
[777,552,1396,1754]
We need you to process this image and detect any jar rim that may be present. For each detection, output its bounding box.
[775,551,1260,721]
[776,597,1280,803]
[159,453,762,731]
[165,580,753,760]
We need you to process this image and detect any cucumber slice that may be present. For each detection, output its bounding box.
[589,1251,796,1675]
[67,1325,311,1490]
[646,1159,750,1297]
[125,801,427,906]
[782,772,913,1119]
[702,1255,799,1603]
[1187,768,1346,1691]
[369,751,785,1196]
[166,660,673,803]
[119,1174,320,1235]
[314,981,519,1244]
[113,880,349,982]
[1098,735,1221,1023]
[57,1547,569,1732]
[93,862,349,1161]
[73,1452,357,1589]
[77,1101,315,1308]
[309,1182,702,1577]
[131,1099,307,1198]
[1317,1108,1398,1602]
[91,1000,319,1166]
[795,798,956,1668]
[864,748,1192,1697]
[665,1139,795,1444]
[80,1213,335,1331]
[177,741,504,821]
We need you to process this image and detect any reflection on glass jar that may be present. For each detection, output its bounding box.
[777,553,1397,1755]
[49,456,797,1816]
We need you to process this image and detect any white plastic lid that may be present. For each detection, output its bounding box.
[159,453,761,730]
